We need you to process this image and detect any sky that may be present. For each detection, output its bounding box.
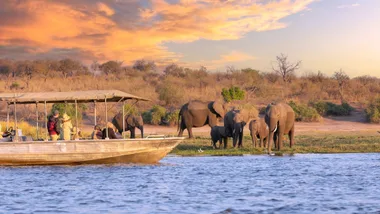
[0,0,379,77]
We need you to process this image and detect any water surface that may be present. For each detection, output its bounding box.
[0,153,379,213]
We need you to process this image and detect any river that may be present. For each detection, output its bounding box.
[0,153,379,213]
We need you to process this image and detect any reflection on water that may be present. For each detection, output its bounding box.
[0,154,379,213]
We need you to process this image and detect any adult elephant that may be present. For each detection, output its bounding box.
[112,113,144,138]
[178,100,228,138]
[224,110,247,148]
[265,102,295,153]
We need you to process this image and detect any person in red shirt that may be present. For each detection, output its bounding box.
[47,110,60,141]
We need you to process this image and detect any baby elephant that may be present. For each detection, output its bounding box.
[249,118,269,148]
[210,126,228,149]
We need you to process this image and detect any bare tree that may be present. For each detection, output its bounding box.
[333,69,350,102]
[272,53,301,84]
[271,53,301,97]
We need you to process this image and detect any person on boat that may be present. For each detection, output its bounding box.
[60,113,73,141]
[47,110,60,141]
[91,125,103,139]
[102,122,119,139]
[71,126,82,140]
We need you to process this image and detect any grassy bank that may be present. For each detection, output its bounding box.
[170,135,380,156]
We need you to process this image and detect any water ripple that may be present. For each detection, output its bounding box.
[0,153,379,213]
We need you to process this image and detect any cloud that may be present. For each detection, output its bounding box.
[0,0,316,65]
[337,3,360,9]
[182,51,255,70]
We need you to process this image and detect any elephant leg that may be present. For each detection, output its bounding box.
[251,134,255,148]
[289,125,295,148]
[273,132,278,150]
[277,127,284,151]
[140,126,144,138]
[130,127,136,139]
[178,120,186,137]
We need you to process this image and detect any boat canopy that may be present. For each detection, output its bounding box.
[0,90,149,104]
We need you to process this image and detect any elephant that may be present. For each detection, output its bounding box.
[178,100,228,138]
[112,113,144,138]
[210,126,228,149]
[265,102,295,153]
[224,110,247,148]
[249,118,269,148]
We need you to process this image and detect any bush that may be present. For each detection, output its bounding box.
[288,101,322,122]
[309,101,354,116]
[123,103,139,116]
[365,97,380,123]
[221,86,245,103]
[165,110,180,126]
[157,83,183,106]
[142,105,166,125]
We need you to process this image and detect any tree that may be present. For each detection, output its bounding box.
[271,53,301,96]
[99,60,122,76]
[354,75,377,86]
[132,59,156,72]
[16,61,34,88]
[90,60,100,76]
[58,58,87,78]
[163,63,185,77]
[333,69,350,102]
[0,59,16,89]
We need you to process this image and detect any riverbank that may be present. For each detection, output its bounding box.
[170,134,380,156]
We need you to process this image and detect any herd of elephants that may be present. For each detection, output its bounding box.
[112,100,295,153]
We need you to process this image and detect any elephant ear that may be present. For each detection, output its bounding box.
[212,101,225,117]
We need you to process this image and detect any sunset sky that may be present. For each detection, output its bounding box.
[0,0,379,77]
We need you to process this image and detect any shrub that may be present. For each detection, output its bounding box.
[221,86,245,103]
[157,82,183,107]
[288,101,322,122]
[123,103,139,116]
[142,111,152,124]
[309,101,354,116]
[365,97,380,123]
[142,105,166,125]
[165,110,180,126]
[10,82,21,90]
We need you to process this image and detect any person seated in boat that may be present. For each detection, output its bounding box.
[102,122,120,139]
[47,110,60,141]
[71,126,82,140]
[60,113,73,141]
[0,127,14,142]
[91,125,103,140]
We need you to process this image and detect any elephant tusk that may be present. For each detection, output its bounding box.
[272,124,278,133]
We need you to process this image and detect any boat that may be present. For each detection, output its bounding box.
[0,90,184,166]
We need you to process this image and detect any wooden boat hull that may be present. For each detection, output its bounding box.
[0,137,184,166]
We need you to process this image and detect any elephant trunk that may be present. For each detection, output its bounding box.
[267,118,278,154]
[232,123,241,148]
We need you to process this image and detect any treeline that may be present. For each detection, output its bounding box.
[1,57,380,123]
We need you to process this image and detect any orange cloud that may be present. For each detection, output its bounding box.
[181,51,256,70]
[0,0,316,65]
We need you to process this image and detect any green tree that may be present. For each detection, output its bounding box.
[221,86,245,103]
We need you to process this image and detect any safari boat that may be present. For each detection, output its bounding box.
[0,90,184,166]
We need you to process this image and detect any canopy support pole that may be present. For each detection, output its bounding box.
[13,102,18,142]
[122,100,125,139]
[105,98,109,140]
[44,101,48,141]
[94,101,97,126]
[6,103,9,130]
[75,100,79,140]
[36,102,39,140]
